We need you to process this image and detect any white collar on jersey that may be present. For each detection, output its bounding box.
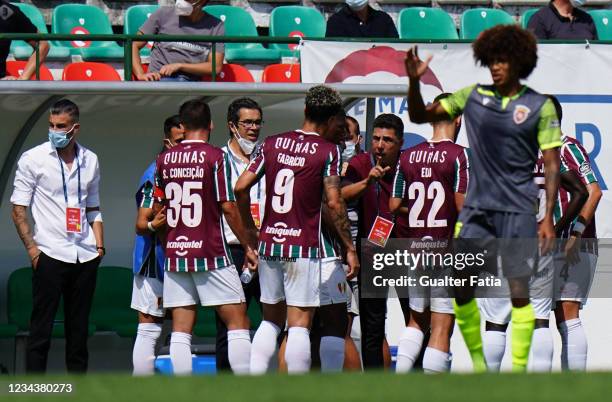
[181,140,206,143]
[295,129,320,136]
[427,138,454,144]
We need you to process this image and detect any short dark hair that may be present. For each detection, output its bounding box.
[179,98,211,131]
[164,114,182,138]
[227,97,263,126]
[547,94,563,123]
[373,113,404,141]
[472,25,538,80]
[50,99,79,123]
[346,115,359,132]
[305,85,343,125]
[433,92,452,104]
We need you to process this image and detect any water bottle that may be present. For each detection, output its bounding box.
[240,268,253,284]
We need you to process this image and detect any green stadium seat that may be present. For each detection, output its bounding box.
[90,266,137,337]
[460,8,516,40]
[9,2,70,59]
[269,6,326,58]
[7,267,95,338]
[589,10,612,40]
[398,7,458,40]
[52,4,124,60]
[124,4,159,58]
[204,5,281,64]
[521,8,539,29]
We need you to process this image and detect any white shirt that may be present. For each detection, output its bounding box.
[10,141,101,263]
[221,141,265,245]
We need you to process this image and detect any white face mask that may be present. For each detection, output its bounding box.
[232,126,258,155]
[175,0,195,16]
[346,0,368,11]
[569,0,585,7]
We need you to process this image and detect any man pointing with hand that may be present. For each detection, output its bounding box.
[341,113,410,369]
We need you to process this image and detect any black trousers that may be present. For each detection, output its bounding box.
[359,293,412,369]
[26,252,99,373]
[214,245,261,371]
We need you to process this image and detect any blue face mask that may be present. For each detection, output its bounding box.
[342,141,357,163]
[48,125,75,149]
[346,0,368,11]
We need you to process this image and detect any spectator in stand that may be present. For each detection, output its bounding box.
[326,0,398,38]
[528,0,597,40]
[132,0,224,82]
[0,0,49,80]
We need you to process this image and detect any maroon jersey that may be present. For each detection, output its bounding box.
[247,130,340,258]
[557,136,597,239]
[155,140,233,272]
[392,140,470,239]
[343,152,410,239]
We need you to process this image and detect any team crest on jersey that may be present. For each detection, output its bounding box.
[580,161,593,176]
[513,105,531,124]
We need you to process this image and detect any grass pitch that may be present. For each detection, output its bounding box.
[2,372,612,402]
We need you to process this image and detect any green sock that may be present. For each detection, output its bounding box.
[511,303,535,372]
[453,299,486,373]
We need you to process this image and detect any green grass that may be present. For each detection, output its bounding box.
[2,372,612,402]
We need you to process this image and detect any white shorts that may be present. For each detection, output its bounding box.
[554,252,597,306]
[131,275,164,317]
[347,277,359,316]
[320,258,348,306]
[409,297,454,315]
[163,266,245,308]
[259,257,320,307]
[479,251,555,324]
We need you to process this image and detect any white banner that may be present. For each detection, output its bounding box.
[302,41,612,237]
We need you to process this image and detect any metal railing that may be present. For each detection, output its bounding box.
[0,33,606,81]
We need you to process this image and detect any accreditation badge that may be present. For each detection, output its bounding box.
[66,207,84,233]
[250,203,261,230]
[367,216,394,247]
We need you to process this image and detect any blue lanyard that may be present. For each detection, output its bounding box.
[57,147,81,205]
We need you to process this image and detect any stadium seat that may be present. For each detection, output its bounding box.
[202,63,255,82]
[269,6,326,58]
[52,4,124,60]
[589,10,612,40]
[398,7,459,40]
[521,8,539,29]
[262,63,301,83]
[5,61,54,80]
[204,5,281,64]
[460,8,516,40]
[7,267,94,338]
[90,267,137,337]
[9,2,70,60]
[124,4,159,58]
[62,62,122,81]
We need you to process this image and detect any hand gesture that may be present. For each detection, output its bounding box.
[367,158,391,184]
[405,46,433,81]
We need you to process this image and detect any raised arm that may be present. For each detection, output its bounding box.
[405,46,453,124]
